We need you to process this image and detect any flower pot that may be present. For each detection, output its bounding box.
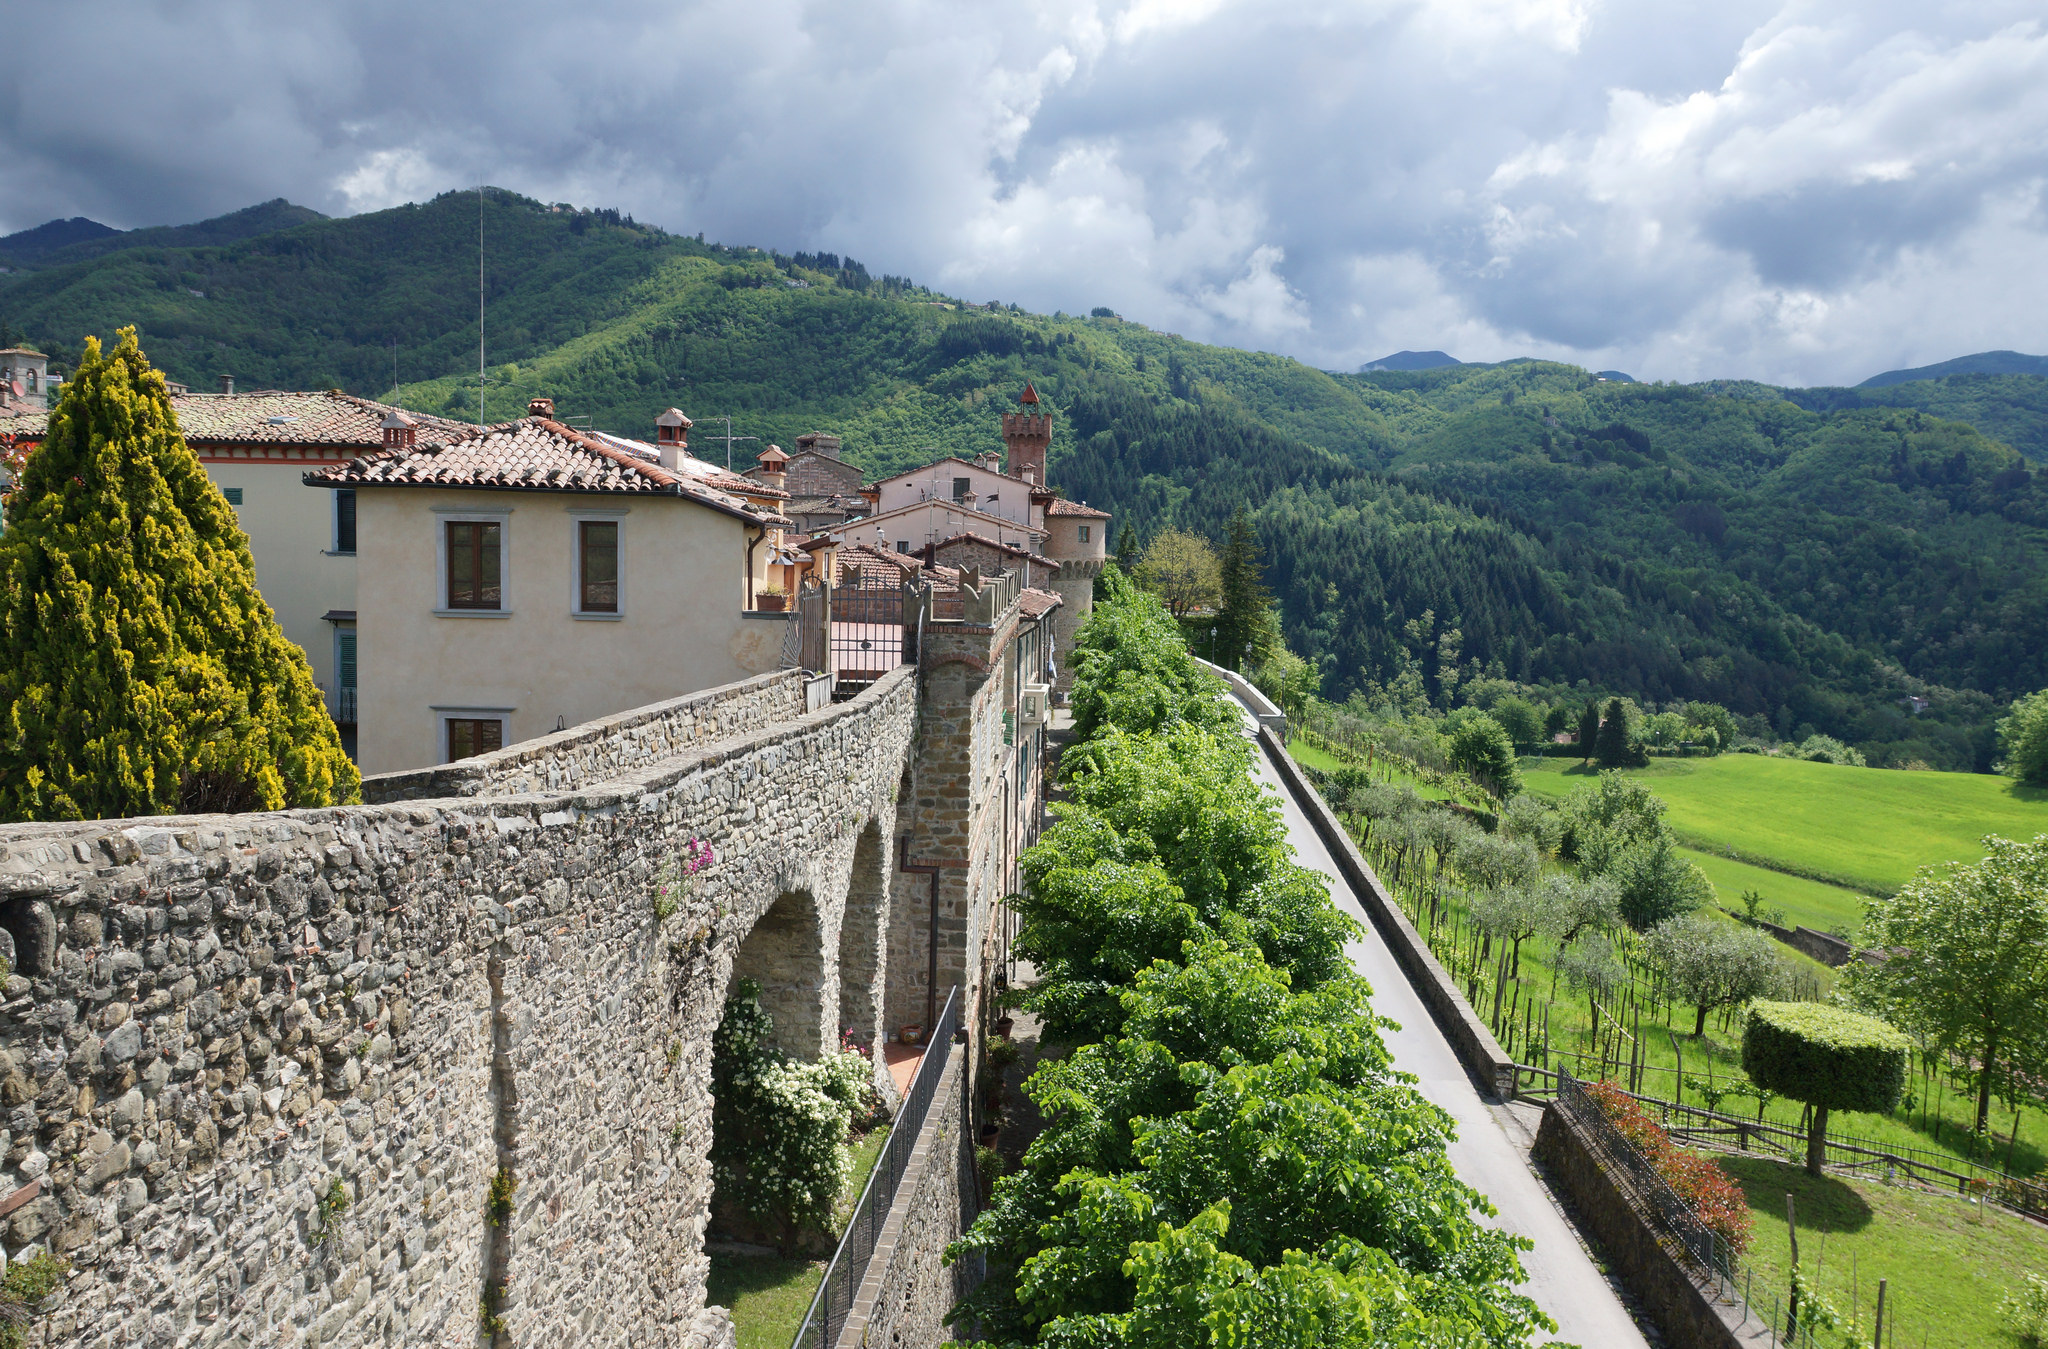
[899,1024,923,1047]
[980,1123,1002,1145]
[756,594,786,612]
[994,1016,1014,1038]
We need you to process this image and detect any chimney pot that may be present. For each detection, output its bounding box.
[527,397,555,419]
[219,375,235,395]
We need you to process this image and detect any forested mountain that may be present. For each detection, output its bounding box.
[4,188,2044,769]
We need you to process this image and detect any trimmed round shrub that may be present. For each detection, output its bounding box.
[1742,1001,1909,1174]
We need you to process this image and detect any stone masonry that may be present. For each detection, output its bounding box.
[0,669,925,1348]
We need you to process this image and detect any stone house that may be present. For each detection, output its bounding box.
[0,347,52,409]
[306,398,798,775]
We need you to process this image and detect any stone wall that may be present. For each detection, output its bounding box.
[0,669,918,1349]
[360,670,809,803]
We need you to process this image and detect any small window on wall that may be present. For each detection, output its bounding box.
[334,489,356,553]
[579,520,619,613]
[1078,524,1091,543]
[894,540,910,554]
[447,521,502,609]
[447,717,503,761]
[222,487,244,506]
[952,476,971,502]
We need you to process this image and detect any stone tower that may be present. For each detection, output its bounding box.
[1001,383,1052,486]
[1002,386,1106,694]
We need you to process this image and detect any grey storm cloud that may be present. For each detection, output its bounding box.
[6,0,2047,385]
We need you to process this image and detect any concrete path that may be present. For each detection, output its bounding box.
[1233,708,1649,1348]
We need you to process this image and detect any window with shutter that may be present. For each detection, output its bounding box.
[446,521,502,609]
[580,520,618,612]
[334,490,356,553]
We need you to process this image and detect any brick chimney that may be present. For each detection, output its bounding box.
[218,374,235,395]
[527,397,555,419]
[1001,383,1050,485]
[756,443,789,489]
[655,408,693,470]
[380,409,417,451]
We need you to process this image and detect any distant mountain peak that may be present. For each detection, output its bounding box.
[1857,350,2048,388]
[1361,350,1463,372]
[0,217,119,266]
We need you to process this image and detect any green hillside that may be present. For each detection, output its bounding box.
[1520,754,2048,897]
[5,188,2046,768]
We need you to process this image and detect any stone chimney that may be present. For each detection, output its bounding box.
[380,409,417,452]
[655,408,693,470]
[756,443,789,489]
[1001,383,1050,485]
[218,374,235,395]
[527,397,555,419]
[795,431,841,460]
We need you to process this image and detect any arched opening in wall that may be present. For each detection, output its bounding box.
[836,823,886,1053]
[0,897,56,980]
[729,889,827,1060]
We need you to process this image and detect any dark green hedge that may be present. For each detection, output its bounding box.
[1741,1000,1909,1113]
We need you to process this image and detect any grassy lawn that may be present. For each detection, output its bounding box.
[1520,754,2048,894]
[709,1122,892,1347]
[1680,846,1869,935]
[1725,1155,2048,1348]
[1287,737,1458,801]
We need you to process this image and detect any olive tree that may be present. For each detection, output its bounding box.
[1845,834,2048,1138]
[1645,912,1787,1038]
[1742,1001,1909,1175]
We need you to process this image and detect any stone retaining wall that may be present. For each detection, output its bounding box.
[360,670,809,803]
[0,669,917,1349]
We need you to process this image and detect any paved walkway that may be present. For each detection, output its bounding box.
[1234,707,1649,1348]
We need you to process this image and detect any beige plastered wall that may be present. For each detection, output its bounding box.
[354,486,786,774]
[207,460,356,702]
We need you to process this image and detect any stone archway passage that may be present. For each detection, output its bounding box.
[837,823,887,1052]
[732,890,828,1060]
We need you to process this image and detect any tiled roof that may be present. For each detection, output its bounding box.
[170,390,469,446]
[876,455,1051,493]
[1018,588,1063,618]
[306,416,777,522]
[1046,497,1110,518]
[929,532,1056,567]
[860,497,1048,539]
[590,432,789,500]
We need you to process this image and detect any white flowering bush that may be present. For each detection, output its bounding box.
[710,978,875,1242]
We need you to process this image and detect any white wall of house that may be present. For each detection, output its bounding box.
[352,487,782,774]
[872,460,1039,528]
[859,499,1047,558]
[207,461,358,712]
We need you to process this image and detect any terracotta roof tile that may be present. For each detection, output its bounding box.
[1046,497,1110,518]
[928,532,1057,567]
[171,390,468,446]
[1019,588,1063,618]
[306,416,777,522]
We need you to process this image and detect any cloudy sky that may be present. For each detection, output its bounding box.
[7,0,2045,385]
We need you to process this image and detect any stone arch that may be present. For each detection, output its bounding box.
[730,889,828,1060]
[836,822,889,1054]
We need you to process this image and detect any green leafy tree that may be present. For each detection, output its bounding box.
[0,329,358,820]
[1742,1001,1909,1175]
[1447,713,1522,798]
[1644,912,1787,1037]
[1846,834,2048,1138]
[1490,696,1544,752]
[1576,702,1600,763]
[1998,690,2048,785]
[1215,506,1274,671]
[1557,771,1667,873]
[1610,834,1712,931]
[1134,528,1221,619]
[1250,645,1320,722]
[1114,526,1140,570]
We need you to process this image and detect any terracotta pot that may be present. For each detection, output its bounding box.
[994,1016,1015,1038]
[899,1024,923,1047]
[757,594,786,612]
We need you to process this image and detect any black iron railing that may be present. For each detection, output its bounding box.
[791,985,962,1349]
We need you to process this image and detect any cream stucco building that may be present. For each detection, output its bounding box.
[309,400,795,774]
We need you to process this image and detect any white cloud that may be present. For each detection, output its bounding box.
[3,0,2046,385]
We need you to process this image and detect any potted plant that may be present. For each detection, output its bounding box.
[757,584,787,613]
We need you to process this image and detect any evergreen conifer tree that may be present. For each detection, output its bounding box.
[1576,702,1600,763]
[1215,507,1273,671]
[1114,527,1139,570]
[1593,697,1633,768]
[0,328,359,821]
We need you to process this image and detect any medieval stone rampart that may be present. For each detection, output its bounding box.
[0,670,919,1349]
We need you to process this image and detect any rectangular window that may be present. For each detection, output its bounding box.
[1078,524,1091,543]
[894,540,909,554]
[952,476,971,502]
[446,521,502,609]
[446,717,503,762]
[334,630,358,725]
[334,489,356,553]
[222,487,244,506]
[580,520,618,613]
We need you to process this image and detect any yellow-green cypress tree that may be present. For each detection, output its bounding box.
[0,328,359,821]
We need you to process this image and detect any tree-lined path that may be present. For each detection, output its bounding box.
[1229,700,1652,1348]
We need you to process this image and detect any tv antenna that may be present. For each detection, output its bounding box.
[478,184,486,428]
[701,415,758,470]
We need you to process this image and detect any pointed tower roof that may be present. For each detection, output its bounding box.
[1019,383,1040,405]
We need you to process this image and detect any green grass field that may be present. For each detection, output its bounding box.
[1726,1156,2048,1348]
[1680,847,1868,936]
[1521,754,2048,895]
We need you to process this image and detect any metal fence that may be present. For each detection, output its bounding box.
[781,580,829,674]
[829,574,908,690]
[791,985,962,1349]
[1556,1068,1740,1284]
